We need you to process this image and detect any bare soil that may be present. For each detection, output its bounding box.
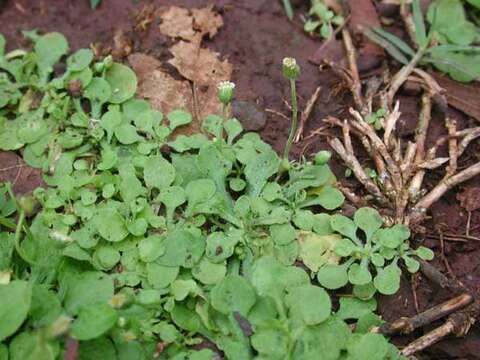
[1,0,480,358]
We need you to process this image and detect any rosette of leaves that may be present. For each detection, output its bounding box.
[304,0,344,39]
[310,207,434,297]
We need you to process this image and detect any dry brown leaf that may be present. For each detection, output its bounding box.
[158,6,197,41]
[168,41,232,119]
[129,53,194,117]
[168,41,232,85]
[159,5,224,42]
[191,6,224,39]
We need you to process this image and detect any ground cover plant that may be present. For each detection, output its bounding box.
[0,32,424,359]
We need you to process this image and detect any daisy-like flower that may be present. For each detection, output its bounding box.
[217,80,235,105]
[282,57,300,79]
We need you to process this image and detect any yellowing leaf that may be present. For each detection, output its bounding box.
[298,231,341,272]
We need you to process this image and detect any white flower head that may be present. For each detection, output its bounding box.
[217,81,235,91]
[217,81,235,104]
[282,57,300,79]
[282,57,297,68]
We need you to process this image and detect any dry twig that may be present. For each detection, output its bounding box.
[294,86,321,143]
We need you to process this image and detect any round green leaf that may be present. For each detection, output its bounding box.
[168,110,193,130]
[186,179,216,207]
[138,235,165,262]
[35,32,69,70]
[317,264,349,290]
[67,49,94,71]
[346,333,389,360]
[285,284,332,325]
[84,77,111,103]
[376,224,410,249]
[316,185,345,210]
[354,207,383,240]
[192,258,226,285]
[353,282,377,300]
[147,263,179,289]
[126,218,148,236]
[94,207,128,242]
[210,275,256,316]
[374,264,401,295]
[94,246,120,270]
[335,238,357,257]
[0,280,32,341]
[348,263,372,285]
[144,155,176,190]
[104,63,137,104]
[114,124,140,145]
[270,223,297,245]
[71,303,118,340]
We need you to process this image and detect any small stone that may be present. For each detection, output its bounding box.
[232,100,266,131]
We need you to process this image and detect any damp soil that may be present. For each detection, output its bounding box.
[1,0,480,358]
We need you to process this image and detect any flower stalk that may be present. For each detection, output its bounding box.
[282,57,300,160]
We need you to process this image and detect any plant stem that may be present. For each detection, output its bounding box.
[282,0,294,20]
[221,103,228,140]
[283,79,298,160]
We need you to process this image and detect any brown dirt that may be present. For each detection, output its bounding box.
[1,0,480,358]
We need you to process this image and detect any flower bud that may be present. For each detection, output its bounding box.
[314,150,332,165]
[282,57,300,80]
[217,81,235,105]
[18,194,39,217]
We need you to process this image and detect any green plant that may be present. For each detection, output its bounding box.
[304,0,344,39]
[312,207,434,296]
[0,30,426,359]
[366,0,480,82]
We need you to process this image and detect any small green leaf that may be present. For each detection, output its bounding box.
[224,118,243,144]
[374,263,401,295]
[94,207,128,242]
[353,282,377,300]
[376,224,410,248]
[138,235,165,262]
[114,123,140,144]
[348,263,372,285]
[71,303,118,340]
[354,207,383,241]
[210,275,256,316]
[0,280,31,341]
[147,263,179,289]
[35,32,69,73]
[93,246,120,270]
[285,285,331,325]
[270,223,297,245]
[415,246,434,260]
[192,258,226,285]
[336,297,377,320]
[67,49,94,71]
[168,110,192,130]
[315,185,344,210]
[144,155,175,190]
[104,63,137,104]
[331,214,358,242]
[403,255,420,273]
[317,264,349,290]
